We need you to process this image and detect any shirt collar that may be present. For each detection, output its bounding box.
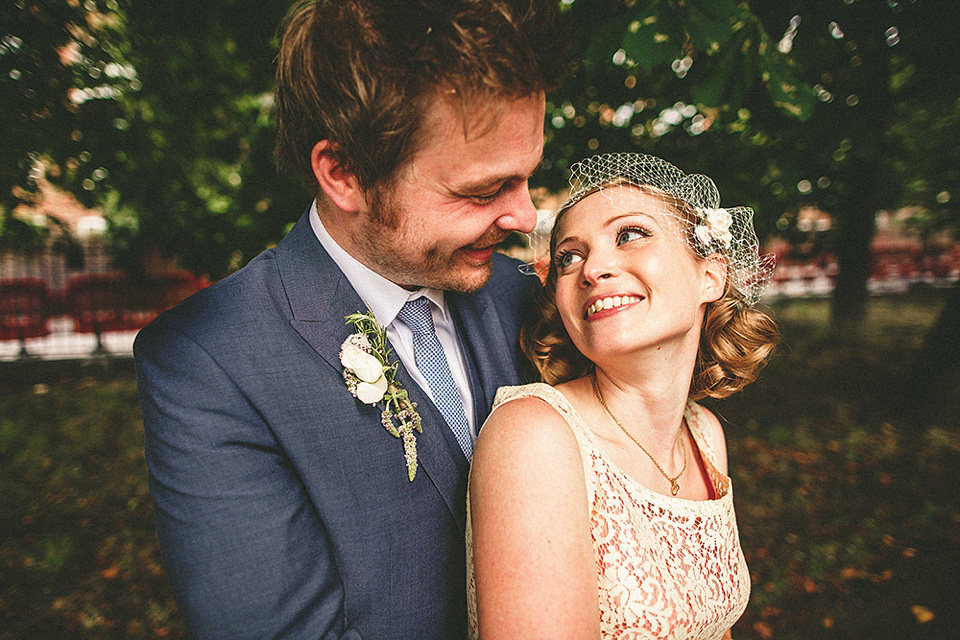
[309,201,448,327]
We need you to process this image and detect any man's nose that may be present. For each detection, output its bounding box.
[495,185,538,234]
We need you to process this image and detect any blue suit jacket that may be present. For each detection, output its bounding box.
[134,211,536,639]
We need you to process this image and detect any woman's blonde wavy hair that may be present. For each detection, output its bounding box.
[520,185,779,400]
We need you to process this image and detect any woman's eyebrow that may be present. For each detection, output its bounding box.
[604,212,649,226]
[554,212,652,247]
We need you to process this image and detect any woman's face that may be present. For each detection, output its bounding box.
[551,186,725,365]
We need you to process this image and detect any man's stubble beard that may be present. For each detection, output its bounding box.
[354,186,496,293]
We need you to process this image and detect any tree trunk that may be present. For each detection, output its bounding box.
[830,163,880,338]
[903,283,960,426]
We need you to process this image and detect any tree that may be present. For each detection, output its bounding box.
[895,96,960,422]
[541,0,814,205]
[744,0,960,412]
[6,0,957,299]
[2,0,303,279]
[747,0,960,333]
[1,0,131,252]
[547,0,960,336]
[103,0,305,278]
[4,0,816,280]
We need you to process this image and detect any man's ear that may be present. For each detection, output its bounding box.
[311,140,366,213]
[702,254,728,303]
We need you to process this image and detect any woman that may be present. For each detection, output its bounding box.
[467,153,779,639]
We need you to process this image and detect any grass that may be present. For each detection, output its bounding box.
[1,291,957,639]
[0,369,182,639]
[707,291,960,639]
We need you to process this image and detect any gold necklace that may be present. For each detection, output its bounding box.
[591,373,687,496]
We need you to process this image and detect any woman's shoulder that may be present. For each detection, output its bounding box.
[474,384,583,478]
[686,400,730,475]
[493,382,568,409]
[483,384,576,446]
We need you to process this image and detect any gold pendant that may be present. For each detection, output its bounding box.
[670,481,680,496]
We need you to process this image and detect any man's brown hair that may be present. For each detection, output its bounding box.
[274,0,569,196]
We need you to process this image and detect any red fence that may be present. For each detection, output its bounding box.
[0,271,205,359]
[0,279,54,357]
[764,245,959,299]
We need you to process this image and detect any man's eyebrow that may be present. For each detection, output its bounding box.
[455,169,536,193]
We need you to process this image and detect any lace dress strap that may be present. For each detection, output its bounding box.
[492,383,598,505]
[683,400,719,470]
[683,400,732,500]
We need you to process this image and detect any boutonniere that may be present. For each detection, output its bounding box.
[342,310,422,481]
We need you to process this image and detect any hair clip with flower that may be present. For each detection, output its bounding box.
[694,207,734,249]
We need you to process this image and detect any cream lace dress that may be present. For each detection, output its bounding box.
[466,383,751,640]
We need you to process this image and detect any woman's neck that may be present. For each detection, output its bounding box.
[587,337,698,455]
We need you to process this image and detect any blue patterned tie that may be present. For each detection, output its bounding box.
[397,297,473,460]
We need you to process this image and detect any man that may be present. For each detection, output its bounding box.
[134,1,567,638]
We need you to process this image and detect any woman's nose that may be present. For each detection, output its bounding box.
[580,250,619,287]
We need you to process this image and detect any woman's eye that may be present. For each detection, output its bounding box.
[555,251,583,268]
[617,227,650,245]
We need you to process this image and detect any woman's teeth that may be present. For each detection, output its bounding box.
[586,295,640,318]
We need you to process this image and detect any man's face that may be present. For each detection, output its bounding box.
[351,91,545,292]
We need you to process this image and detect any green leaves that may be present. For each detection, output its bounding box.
[583,0,813,119]
[683,0,742,53]
[754,26,816,121]
[1,0,133,219]
[618,3,685,70]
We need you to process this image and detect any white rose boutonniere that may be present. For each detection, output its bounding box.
[340,334,388,404]
[342,310,422,481]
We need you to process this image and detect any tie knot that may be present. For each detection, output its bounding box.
[397,297,435,337]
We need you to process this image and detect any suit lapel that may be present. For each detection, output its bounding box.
[276,210,468,530]
[390,365,470,530]
[449,289,523,428]
[451,314,487,441]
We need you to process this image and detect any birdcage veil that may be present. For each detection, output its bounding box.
[527,153,775,305]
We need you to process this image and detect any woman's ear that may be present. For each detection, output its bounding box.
[311,140,366,213]
[701,254,728,303]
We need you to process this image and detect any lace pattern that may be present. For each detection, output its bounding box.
[467,383,750,640]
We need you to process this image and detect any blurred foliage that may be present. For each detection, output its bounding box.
[0,0,130,235]
[3,0,815,279]
[1,0,958,292]
[551,0,960,330]
[894,96,960,243]
[2,0,302,279]
[1,292,958,638]
[105,0,305,277]
[542,0,816,241]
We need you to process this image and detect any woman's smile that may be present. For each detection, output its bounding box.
[583,293,644,320]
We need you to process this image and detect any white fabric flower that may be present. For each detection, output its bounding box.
[340,340,385,383]
[714,229,734,247]
[705,207,733,231]
[703,207,734,248]
[355,375,388,404]
[694,224,713,247]
[342,310,423,481]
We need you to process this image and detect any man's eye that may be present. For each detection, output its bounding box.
[469,185,506,204]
